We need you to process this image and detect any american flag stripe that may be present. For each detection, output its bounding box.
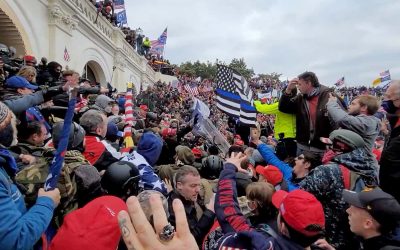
[184,84,199,96]
[380,70,390,77]
[64,47,70,62]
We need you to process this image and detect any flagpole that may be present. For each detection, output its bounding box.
[44,87,78,190]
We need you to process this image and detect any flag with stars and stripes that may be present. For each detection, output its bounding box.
[184,82,199,96]
[63,46,70,62]
[215,64,257,126]
[334,76,345,87]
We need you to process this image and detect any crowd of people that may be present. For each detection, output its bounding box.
[0,42,400,250]
[88,0,175,75]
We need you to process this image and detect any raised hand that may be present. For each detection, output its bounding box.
[118,195,199,250]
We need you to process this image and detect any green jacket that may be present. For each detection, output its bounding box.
[254,101,296,139]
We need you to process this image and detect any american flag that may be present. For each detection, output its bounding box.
[114,0,125,9]
[216,65,257,126]
[184,82,199,96]
[334,76,345,87]
[150,28,167,55]
[64,46,70,62]
[380,70,391,82]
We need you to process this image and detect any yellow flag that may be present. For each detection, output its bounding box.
[372,78,381,87]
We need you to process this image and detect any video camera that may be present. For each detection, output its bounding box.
[0,43,22,76]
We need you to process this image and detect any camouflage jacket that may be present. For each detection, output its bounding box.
[15,150,90,226]
[300,148,379,250]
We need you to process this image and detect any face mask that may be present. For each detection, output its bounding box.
[104,106,112,114]
[321,149,340,164]
[382,100,397,114]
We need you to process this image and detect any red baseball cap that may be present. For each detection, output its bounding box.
[161,128,177,138]
[192,148,202,158]
[272,190,325,237]
[255,165,283,186]
[234,139,244,146]
[23,55,36,63]
[234,134,241,140]
[139,104,148,111]
[50,196,127,250]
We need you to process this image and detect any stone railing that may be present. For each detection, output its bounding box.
[122,39,142,66]
[50,0,158,86]
[146,64,156,81]
[64,0,115,41]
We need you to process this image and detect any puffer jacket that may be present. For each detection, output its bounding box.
[300,148,379,250]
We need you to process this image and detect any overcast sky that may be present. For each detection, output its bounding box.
[125,0,400,86]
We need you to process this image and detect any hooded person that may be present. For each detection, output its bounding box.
[121,131,167,195]
[92,95,116,115]
[299,129,379,250]
[36,61,63,86]
[0,101,61,250]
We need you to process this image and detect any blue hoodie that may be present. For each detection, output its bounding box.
[137,132,163,166]
[124,132,167,195]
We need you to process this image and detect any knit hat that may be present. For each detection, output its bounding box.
[49,196,127,250]
[0,102,12,130]
[256,165,283,186]
[175,145,195,165]
[272,190,325,237]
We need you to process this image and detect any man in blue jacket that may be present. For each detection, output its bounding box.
[0,101,60,250]
[250,128,321,191]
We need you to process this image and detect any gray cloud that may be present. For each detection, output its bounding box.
[126,0,400,86]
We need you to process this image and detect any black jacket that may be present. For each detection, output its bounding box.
[167,191,215,246]
[380,125,400,202]
[279,85,342,150]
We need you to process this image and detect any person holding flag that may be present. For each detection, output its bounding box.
[0,101,60,250]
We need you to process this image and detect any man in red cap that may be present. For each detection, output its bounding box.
[256,164,289,191]
[23,55,37,67]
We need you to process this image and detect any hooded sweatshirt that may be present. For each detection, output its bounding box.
[300,148,379,250]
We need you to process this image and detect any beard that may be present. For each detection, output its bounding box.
[348,109,360,116]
